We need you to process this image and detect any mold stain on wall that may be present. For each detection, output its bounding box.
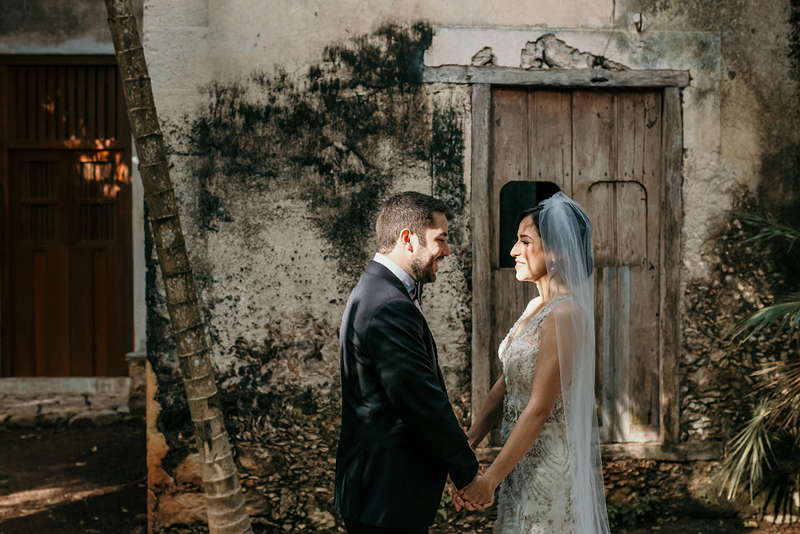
[188,23,436,283]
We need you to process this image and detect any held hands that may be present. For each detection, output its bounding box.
[451,471,496,511]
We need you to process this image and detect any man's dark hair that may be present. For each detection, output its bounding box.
[376,191,449,253]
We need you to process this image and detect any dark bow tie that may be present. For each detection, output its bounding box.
[411,282,423,307]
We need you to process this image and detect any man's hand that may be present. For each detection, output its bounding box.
[448,474,469,511]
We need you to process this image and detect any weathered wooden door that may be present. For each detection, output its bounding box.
[2,59,133,377]
[488,88,663,443]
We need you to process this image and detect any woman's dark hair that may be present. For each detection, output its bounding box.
[516,205,544,233]
[516,201,594,277]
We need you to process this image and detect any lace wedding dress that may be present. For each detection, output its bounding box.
[494,296,577,534]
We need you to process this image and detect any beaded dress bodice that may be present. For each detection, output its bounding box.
[494,297,576,534]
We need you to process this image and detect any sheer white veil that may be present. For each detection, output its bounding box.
[538,192,610,534]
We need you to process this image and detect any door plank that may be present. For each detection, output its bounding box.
[586,182,615,268]
[490,88,530,408]
[47,247,71,376]
[33,251,48,374]
[643,91,663,262]
[488,88,534,445]
[36,67,46,141]
[76,67,86,139]
[57,66,67,140]
[8,67,18,139]
[630,92,662,440]
[629,265,660,436]
[596,267,615,442]
[25,68,35,139]
[572,91,615,203]
[97,67,107,140]
[471,84,493,425]
[491,88,528,265]
[615,181,647,267]
[617,92,636,182]
[11,250,35,376]
[106,66,117,140]
[86,67,97,140]
[67,66,77,139]
[660,87,682,444]
[93,250,109,376]
[70,242,93,376]
[529,91,572,193]
[614,266,632,440]
[46,66,57,141]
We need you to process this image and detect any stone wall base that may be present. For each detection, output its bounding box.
[0,376,136,427]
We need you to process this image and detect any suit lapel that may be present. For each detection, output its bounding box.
[366,261,441,378]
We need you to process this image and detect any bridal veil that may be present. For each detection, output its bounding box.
[538,192,611,534]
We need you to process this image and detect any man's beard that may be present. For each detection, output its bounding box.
[409,251,438,284]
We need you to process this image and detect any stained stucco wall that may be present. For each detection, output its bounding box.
[0,0,144,53]
[142,0,800,529]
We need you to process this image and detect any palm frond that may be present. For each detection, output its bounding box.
[753,360,800,428]
[737,213,800,250]
[757,426,800,518]
[718,402,774,501]
[728,291,800,344]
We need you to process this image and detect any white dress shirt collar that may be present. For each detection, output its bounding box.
[373,253,416,299]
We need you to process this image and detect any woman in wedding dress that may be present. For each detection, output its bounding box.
[458,193,611,534]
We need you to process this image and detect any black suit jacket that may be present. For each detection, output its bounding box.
[334,261,479,528]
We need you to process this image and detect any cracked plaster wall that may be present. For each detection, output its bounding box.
[142,0,799,528]
[0,0,144,54]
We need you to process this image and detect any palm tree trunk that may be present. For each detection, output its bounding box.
[104,1,253,533]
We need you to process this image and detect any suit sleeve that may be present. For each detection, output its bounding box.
[365,297,479,489]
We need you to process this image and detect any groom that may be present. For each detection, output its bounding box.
[335,191,480,534]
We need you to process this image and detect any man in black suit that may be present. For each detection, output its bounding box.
[335,191,481,534]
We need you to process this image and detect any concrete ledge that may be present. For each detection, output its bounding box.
[0,377,131,395]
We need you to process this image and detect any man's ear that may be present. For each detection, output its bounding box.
[398,228,414,252]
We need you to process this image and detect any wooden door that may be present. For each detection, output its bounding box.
[488,88,663,443]
[2,59,132,377]
[9,150,132,376]
[8,152,70,376]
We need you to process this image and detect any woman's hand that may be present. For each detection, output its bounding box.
[458,473,497,510]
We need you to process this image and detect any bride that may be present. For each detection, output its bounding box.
[458,192,610,534]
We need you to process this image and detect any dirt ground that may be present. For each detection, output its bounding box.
[0,423,147,534]
[1,423,798,534]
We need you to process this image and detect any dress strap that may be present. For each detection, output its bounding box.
[523,295,570,333]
